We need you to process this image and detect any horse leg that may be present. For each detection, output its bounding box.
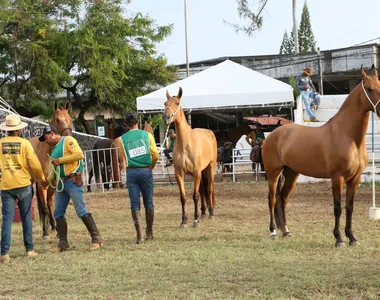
[280,167,299,237]
[345,175,361,246]
[192,172,202,227]
[205,164,215,219]
[47,187,56,232]
[36,183,50,239]
[87,169,93,192]
[332,176,345,247]
[199,180,207,219]
[267,170,282,238]
[175,173,188,228]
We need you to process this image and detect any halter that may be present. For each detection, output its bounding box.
[164,97,182,123]
[60,127,72,136]
[362,81,380,112]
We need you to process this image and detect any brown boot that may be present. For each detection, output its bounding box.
[145,208,154,240]
[310,117,319,122]
[131,210,143,244]
[50,218,69,253]
[82,213,103,250]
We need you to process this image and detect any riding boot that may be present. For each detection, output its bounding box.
[145,208,154,240]
[131,210,143,244]
[50,218,69,253]
[81,213,103,250]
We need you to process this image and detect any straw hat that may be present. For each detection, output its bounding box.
[303,67,312,76]
[0,114,28,131]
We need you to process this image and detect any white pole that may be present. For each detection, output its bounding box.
[184,0,190,77]
[369,111,380,220]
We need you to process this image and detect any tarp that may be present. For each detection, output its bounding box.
[136,60,294,113]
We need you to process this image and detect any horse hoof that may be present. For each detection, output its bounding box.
[349,240,360,246]
[208,215,214,220]
[335,242,346,248]
[283,232,292,238]
[180,223,187,229]
[200,214,207,219]
[42,235,50,241]
[270,234,277,239]
[193,220,199,228]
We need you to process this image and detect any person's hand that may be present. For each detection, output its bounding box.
[303,86,308,91]
[40,180,48,189]
[313,88,316,92]
[51,158,60,166]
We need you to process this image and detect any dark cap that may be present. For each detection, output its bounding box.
[167,129,175,137]
[38,126,54,142]
[124,112,138,126]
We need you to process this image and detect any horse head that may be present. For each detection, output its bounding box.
[163,87,182,125]
[361,64,380,118]
[50,101,72,136]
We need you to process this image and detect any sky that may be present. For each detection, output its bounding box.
[126,0,380,65]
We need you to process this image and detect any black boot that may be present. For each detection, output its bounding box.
[131,210,143,244]
[82,213,103,250]
[50,218,69,253]
[145,208,154,240]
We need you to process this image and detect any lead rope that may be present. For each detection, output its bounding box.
[47,154,64,192]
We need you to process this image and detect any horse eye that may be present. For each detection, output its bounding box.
[56,118,60,123]
[368,88,373,92]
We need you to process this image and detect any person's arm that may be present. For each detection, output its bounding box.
[148,133,159,168]
[58,137,84,164]
[309,78,316,91]
[245,132,256,147]
[25,142,46,182]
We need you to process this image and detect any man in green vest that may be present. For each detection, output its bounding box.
[39,126,103,252]
[120,112,158,244]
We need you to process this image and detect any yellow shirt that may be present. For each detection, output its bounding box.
[115,132,159,169]
[0,136,46,190]
[48,136,84,182]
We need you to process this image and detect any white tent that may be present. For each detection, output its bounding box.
[136,60,294,113]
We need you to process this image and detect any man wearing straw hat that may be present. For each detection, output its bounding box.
[296,67,321,122]
[0,114,47,263]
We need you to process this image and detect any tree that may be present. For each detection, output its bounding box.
[0,0,176,132]
[298,1,316,52]
[279,30,295,55]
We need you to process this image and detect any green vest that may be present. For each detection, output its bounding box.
[121,130,152,168]
[50,137,84,177]
[169,137,176,149]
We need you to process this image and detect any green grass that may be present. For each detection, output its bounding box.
[1,181,380,299]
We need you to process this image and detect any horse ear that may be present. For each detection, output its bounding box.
[54,101,58,111]
[371,64,378,78]
[65,101,70,110]
[361,65,367,79]
[177,87,183,99]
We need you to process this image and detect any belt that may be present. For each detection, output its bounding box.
[128,167,151,170]
[63,173,79,181]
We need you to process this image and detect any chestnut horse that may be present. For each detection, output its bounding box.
[29,101,73,238]
[262,65,380,247]
[163,87,217,228]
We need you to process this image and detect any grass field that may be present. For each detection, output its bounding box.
[1,181,380,299]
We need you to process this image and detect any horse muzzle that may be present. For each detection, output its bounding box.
[376,106,380,119]
[162,113,171,125]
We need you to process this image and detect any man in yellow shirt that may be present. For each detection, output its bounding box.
[119,112,158,244]
[0,114,47,263]
[39,126,102,252]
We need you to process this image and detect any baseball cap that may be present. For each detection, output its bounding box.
[167,129,175,137]
[38,126,54,142]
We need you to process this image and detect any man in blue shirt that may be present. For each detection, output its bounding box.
[296,67,321,122]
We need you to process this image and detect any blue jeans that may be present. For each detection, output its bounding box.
[301,90,321,119]
[127,169,154,211]
[54,179,88,220]
[1,185,34,255]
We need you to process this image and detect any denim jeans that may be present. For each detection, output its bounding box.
[163,148,173,160]
[54,179,88,220]
[1,185,34,255]
[301,90,321,119]
[127,169,154,211]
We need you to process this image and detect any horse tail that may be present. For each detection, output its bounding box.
[35,183,44,225]
[274,173,286,232]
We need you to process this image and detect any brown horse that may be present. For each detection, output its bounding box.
[262,65,380,247]
[29,101,72,238]
[163,87,217,228]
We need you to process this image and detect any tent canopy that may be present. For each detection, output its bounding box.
[137,60,294,113]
